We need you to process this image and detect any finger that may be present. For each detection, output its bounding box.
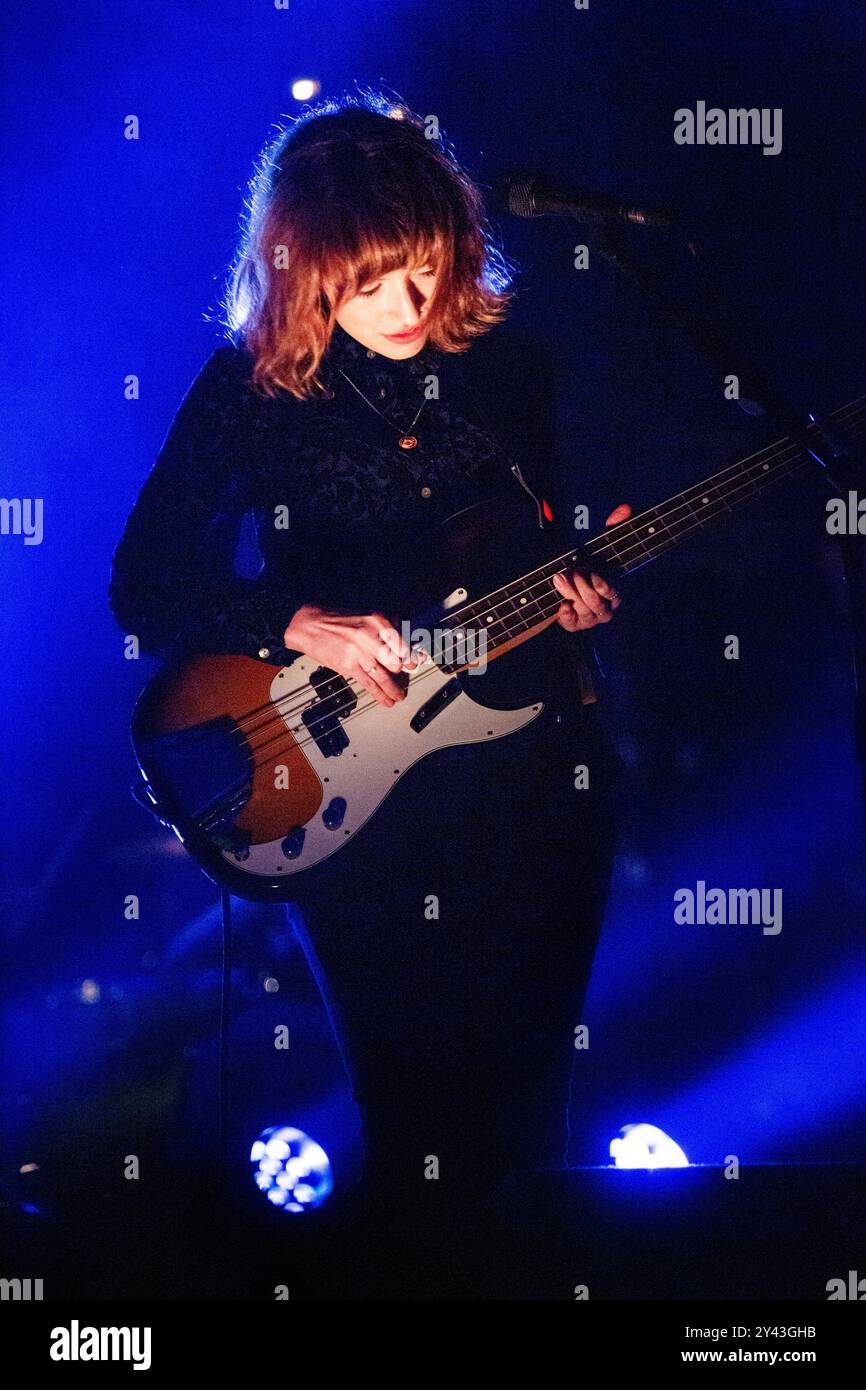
[556,601,581,631]
[553,570,616,625]
[371,613,420,671]
[554,569,606,617]
[388,621,425,669]
[354,663,396,707]
[604,502,632,527]
[552,569,575,598]
[360,652,407,703]
[375,622,425,669]
[589,571,621,606]
[558,601,599,630]
[569,571,610,619]
[366,635,401,674]
[355,660,402,707]
[553,579,597,625]
[372,665,407,701]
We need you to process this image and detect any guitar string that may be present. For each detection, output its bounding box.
[229,396,865,740]
[238,442,821,765]
[196,438,819,835]
[189,402,866,829]
[442,400,866,603]
[228,400,866,747]
[581,398,864,566]
[198,424,861,835]
[205,400,866,815]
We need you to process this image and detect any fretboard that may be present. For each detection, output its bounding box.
[438,395,866,667]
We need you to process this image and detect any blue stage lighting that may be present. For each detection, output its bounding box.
[610,1123,689,1169]
[249,1125,332,1212]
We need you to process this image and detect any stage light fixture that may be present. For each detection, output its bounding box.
[250,1125,332,1212]
[291,79,320,102]
[610,1123,689,1169]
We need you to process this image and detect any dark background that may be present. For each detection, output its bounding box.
[2,0,865,1242]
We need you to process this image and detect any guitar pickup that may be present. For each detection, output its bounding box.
[303,667,357,755]
[410,676,462,733]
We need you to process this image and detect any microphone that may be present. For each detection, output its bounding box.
[494,174,674,227]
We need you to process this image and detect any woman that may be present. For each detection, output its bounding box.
[109,95,628,1276]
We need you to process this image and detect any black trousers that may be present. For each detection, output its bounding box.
[289,698,620,1233]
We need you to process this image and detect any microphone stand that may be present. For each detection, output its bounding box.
[588,218,866,833]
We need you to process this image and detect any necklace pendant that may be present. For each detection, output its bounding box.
[398,435,418,449]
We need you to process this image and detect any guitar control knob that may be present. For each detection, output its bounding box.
[322,797,347,830]
[280,827,306,859]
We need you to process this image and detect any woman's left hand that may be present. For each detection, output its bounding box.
[552,503,631,632]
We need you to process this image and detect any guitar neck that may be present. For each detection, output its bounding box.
[439,395,866,663]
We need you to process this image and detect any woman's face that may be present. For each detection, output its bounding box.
[334,262,437,359]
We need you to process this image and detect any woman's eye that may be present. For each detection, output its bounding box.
[357,270,435,299]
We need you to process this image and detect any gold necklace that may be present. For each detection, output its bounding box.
[337,368,427,449]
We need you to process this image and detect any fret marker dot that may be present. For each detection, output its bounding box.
[762,463,769,471]
[702,497,709,504]
[519,597,527,605]
[648,526,655,534]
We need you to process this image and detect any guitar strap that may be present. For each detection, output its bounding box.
[558,628,600,705]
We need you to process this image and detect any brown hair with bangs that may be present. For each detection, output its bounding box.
[223,94,513,400]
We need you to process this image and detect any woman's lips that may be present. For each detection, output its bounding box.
[382,324,424,342]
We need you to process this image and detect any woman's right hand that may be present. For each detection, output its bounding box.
[284,604,422,708]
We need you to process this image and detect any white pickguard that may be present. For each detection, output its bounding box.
[222,652,543,878]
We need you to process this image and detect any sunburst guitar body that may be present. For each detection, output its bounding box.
[131,487,561,898]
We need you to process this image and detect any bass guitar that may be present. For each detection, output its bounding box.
[131,396,864,897]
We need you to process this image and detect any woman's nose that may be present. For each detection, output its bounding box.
[384,278,426,324]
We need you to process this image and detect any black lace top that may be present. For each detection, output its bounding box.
[108,320,597,713]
